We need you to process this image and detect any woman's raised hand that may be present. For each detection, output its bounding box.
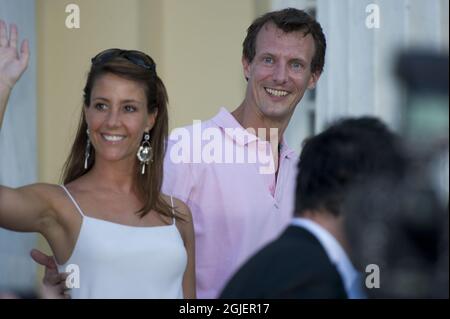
[0,20,29,90]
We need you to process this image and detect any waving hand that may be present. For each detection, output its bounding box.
[0,20,29,129]
[0,20,29,89]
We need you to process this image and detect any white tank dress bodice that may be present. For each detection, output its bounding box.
[57,185,187,299]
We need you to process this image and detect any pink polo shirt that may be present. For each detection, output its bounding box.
[162,107,297,298]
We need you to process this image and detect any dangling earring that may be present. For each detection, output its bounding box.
[137,132,153,175]
[84,129,91,170]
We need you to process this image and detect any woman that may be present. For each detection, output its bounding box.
[0,21,196,299]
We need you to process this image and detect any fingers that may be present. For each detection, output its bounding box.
[20,39,29,68]
[59,279,72,294]
[10,24,29,69]
[0,21,28,56]
[44,268,68,286]
[62,284,72,299]
[9,23,17,49]
[30,249,57,269]
[50,273,71,299]
[0,20,29,88]
[32,250,70,298]
[38,280,71,299]
[0,20,7,47]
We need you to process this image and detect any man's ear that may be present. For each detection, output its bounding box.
[242,55,251,81]
[307,71,321,90]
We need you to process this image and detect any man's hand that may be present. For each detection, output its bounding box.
[30,249,71,299]
[0,20,29,90]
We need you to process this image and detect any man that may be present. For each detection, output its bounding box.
[32,8,326,299]
[163,8,324,298]
[220,117,408,298]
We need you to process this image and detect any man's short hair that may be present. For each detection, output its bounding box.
[243,8,326,74]
[294,117,409,217]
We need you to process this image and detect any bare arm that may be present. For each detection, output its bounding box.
[174,199,197,299]
[0,20,29,129]
[0,184,56,234]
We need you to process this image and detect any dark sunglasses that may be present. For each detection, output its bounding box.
[91,48,156,72]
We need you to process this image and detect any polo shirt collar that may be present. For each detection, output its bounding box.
[211,107,296,159]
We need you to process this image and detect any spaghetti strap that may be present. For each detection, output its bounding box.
[170,196,176,225]
[60,185,86,217]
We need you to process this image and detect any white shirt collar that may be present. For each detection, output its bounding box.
[291,217,364,298]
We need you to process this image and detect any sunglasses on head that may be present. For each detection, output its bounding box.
[91,48,156,72]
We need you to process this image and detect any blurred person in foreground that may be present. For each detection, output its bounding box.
[221,117,410,298]
[343,153,448,298]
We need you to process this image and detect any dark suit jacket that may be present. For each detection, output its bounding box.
[220,225,348,299]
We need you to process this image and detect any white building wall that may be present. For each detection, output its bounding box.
[271,0,448,146]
